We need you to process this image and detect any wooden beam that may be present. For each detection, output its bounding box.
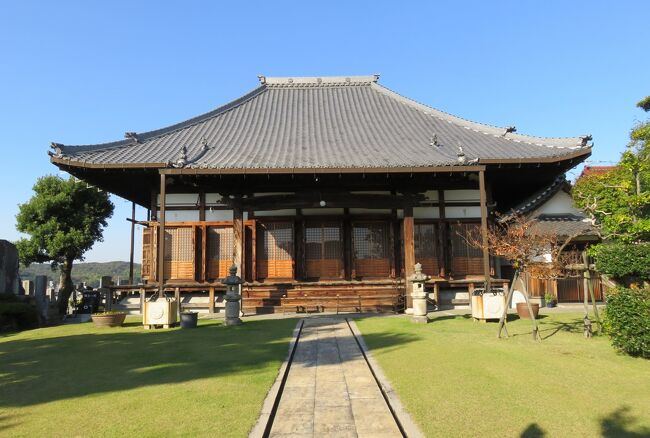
[157,173,166,293]
[478,170,490,286]
[226,193,425,211]
[437,189,447,277]
[198,192,206,221]
[209,287,215,313]
[129,202,136,284]
[403,206,415,310]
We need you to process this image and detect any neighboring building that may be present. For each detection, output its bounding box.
[49,75,592,313]
[499,175,606,303]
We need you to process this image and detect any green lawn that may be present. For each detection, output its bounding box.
[356,312,650,438]
[0,317,297,437]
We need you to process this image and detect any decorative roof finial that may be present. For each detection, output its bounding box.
[175,145,187,168]
[457,144,467,164]
[373,74,380,82]
[580,135,593,147]
[125,132,139,143]
[503,126,517,136]
[257,75,266,84]
[49,142,63,157]
[201,137,209,151]
[430,133,439,147]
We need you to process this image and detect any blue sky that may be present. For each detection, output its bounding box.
[0,1,648,262]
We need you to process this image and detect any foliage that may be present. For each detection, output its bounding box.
[590,242,650,281]
[544,292,555,303]
[0,294,39,331]
[91,311,127,316]
[19,261,141,288]
[603,287,650,358]
[573,95,650,243]
[15,175,114,314]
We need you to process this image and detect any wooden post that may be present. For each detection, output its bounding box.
[139,287,145,315]
[199,192,206,221]
[437,189,447,277]
[478,170,491,288]
[209,287,215,314]
[157,173,166,295]
[175,287,181,318]
[129,202,136,285]
[403,206,415,310]
[233,206,244,276]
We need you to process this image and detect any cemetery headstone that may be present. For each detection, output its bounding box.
[0,240,20,295]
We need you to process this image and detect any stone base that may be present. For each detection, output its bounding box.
[412,315,429,324]
[225,317,242,326]
[404,307,414,315]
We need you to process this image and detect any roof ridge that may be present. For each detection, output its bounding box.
[261,75,379,87]
[370,82,590,149]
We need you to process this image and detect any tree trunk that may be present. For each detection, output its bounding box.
[56,257,75,315]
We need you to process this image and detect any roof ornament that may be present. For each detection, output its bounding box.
[457,144,467,164]
[430,133,439,147]
[373,74,380,82]
[174,145,187,168]
[257,75,266,84]
[201,137,209,151]
[49,142,63,157]
[580,135,593,147]
[503,126,517,136]
[125,132,140,143]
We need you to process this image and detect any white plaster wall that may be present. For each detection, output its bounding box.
[255,209,297,217]
[205,193,224,204]
[534,191,584,217]
[444,189,480,201]
[157,193,201,206]
[445,206,481,218]
[205,210,235,221]
[165,210,200,222]
[423,190,439,201]
[414,206,440,219]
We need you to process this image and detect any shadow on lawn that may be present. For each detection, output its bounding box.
[0,319,302,409]
[600,406,650,437]
[520,423,546,437]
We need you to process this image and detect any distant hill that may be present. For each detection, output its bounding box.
[20,261,141,288]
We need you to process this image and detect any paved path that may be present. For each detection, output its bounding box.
[269,317,402,437]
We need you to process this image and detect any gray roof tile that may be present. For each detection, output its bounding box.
[53,76,592,170]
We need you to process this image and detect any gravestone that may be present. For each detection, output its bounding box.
[34,275,49,321]
[22,280,34,296]
[0,240,20,295]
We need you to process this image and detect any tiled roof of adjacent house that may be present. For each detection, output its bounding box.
[50,75,592,171]
[528,214,599,239]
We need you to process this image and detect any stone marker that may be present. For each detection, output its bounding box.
[34,275,49,321]
[222,265,242,326]
[0,240,20,295]
[22,280,34,296]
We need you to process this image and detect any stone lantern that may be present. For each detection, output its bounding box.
[222,265,243,326]
[409,263,430,323]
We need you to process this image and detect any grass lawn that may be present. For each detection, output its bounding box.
[0,317,297,437]
[356,311,650,438]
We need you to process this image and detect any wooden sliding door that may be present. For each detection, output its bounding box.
[304,221,344,279]
[415,222,440,277]
[257,221,294,280]
[164,227,194,280]
[352,221,391,278]
[207,225,234,280]
[449,222,483,276]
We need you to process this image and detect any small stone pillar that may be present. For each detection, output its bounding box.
[222,265,243,326]
[22,280,34,296]
[410,263,430,323]
[34,275,49,322]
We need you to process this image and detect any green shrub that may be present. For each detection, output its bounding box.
[591,243,650,281]
[604,287,650,358]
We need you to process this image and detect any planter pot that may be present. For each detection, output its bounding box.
[546,301,557,308]
[91,313,127,328]
[180,312,198,329]
[516,303,540,319]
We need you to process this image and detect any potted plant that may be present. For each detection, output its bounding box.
[544,292,557,308]
[180,310,198,329]
[516,302,540,319]
[91,311,127,327]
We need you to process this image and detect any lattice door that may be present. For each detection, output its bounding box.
[415,223,440,277]
[164,227,194,280]
[141,227,153,280]
[257,222,294,279]
[352,222,391,278]
[449,223,483,276]
[305,221,344,279]
[207,226,234,279]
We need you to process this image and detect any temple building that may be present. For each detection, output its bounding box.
[50,75,592,314]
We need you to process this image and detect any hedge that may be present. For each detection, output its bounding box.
[592,242,650,281]
[604,287,650,358]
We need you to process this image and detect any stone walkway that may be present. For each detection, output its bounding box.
[269,317,402,437]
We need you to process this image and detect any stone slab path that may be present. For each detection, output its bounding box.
[269,317,402,437]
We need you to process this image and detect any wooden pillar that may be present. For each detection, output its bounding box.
[199,192,206,221]
[437,189,447,277]
[175,287,181,318]
[129,202,136,284]
[208,287,215,314]
[478,170,490,286]
[295,209,304,280]
[403,205,415,309]
[233,206,244,276]
[139,287,145,314]
[157,173,166,294]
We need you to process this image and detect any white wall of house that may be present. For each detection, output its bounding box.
[533,191,584,217]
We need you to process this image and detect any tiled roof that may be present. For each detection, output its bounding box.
[498,175,569,222]
[580,165,617,177]
[528,215,599,239]
[51,75,592,171]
